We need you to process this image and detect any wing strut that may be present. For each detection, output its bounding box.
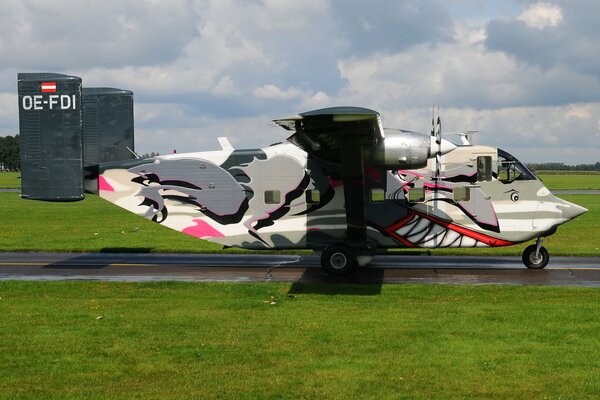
[275,107,382,252]
[340,138,369,246]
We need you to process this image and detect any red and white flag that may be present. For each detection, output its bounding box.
[41,82,56,93]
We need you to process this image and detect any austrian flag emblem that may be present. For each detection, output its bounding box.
[41,82,57,93]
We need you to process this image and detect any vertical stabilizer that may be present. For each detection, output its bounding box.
[82,88,134,166]
[82,88,135,193]
[18,73,84,201]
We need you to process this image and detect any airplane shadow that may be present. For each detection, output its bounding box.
[100,247,153,253]
[43,249,152,269]
[288,267,384,296]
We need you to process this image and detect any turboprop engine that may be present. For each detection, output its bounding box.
[367,130,456,169]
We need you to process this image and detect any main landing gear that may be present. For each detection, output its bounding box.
[320,244,374,275]
[522,238,549,269]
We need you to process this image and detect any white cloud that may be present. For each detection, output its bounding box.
[300,91,332,109]
[0,92,18,133]
[212,76,237,96]
[517,2,563,29]
[0,0,198,69]
[1,0,599,164]
[253,84,304,100]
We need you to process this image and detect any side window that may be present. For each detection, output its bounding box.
[306,189,320,204]
[264,190,281,204]
[370,188,385,202]
[408,188,425,203]
[477,156,492,182]
[453,186,470,202]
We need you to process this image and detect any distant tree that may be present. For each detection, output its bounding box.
[139,151,160,158]
[527,162,600,172]
[0,135,20,171]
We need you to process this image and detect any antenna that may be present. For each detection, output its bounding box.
[126,146,141,159]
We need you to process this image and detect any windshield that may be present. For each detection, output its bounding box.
[497,149,538,183]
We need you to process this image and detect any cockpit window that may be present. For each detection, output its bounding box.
[497,149,538,183]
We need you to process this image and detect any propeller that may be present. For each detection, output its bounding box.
[431,107,442,189]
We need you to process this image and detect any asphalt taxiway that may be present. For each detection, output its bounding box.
[0,252,599,287]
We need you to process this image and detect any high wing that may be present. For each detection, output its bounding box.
[274,106,383,163]
[274,106,384,251]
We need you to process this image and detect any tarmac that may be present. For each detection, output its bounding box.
[0,252,599,287]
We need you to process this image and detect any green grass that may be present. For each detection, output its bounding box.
[0,192,221,253]
[0,281,598,399]
[0,172,20,188]
[0,192,598,256]
[536,170,600,175]
[538,174,600,190]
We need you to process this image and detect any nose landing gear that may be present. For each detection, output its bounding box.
[522,237,549,269]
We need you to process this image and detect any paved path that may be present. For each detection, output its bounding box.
[0,252,598,287]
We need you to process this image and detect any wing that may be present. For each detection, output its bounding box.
[274,106,383,163]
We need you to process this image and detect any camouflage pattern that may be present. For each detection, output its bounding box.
[97,141,587,251]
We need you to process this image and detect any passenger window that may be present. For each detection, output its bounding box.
[408,188,425,203]
[264,190,281,204]
[306,189,320,204]
[477,156,492,182]
[453,186,470,202]
[370,188,385,202]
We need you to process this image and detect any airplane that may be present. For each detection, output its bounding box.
[17,74,588,275]
[96,106,587,274]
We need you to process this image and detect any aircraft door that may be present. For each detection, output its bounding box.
[531,200,541,232]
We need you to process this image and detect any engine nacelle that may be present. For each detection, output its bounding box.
[366,130,457,169]
[367,130,431,169]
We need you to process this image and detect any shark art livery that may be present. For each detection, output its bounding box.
[16,74,587,275]
[97,107,587,274]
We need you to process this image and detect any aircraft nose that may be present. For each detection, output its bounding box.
[561,200,588,221]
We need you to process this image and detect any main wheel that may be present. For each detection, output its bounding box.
[321,245,357,275]
[522,245,549,269]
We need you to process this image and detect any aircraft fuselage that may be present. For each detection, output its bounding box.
[96,142,586,253]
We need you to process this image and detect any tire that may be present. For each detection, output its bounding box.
[321,245,357,275]
[522,245,549,269]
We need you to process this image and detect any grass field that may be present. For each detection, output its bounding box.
[536,170,600,175]
[0,281,598,399]
[0,171,20,188]
[0,192,221,253]
[538,174,600,190]
[0,192,598,256]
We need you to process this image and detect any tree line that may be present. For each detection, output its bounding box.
[0,135,19,171]
[526,162,600,171]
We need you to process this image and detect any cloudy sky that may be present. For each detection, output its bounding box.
[1,0,599,163]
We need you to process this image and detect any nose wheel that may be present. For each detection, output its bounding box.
[522,239,549,269]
